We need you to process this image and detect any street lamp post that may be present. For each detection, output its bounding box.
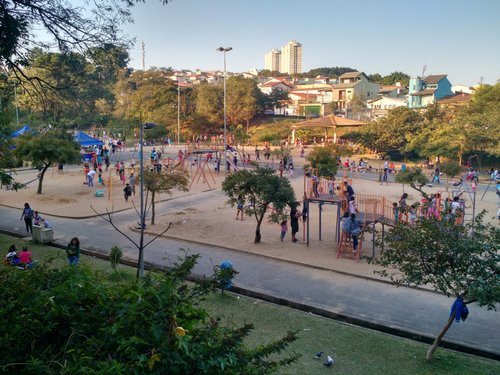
[137,116,145,278]
[217,46,232,177]
[177,81,181,145]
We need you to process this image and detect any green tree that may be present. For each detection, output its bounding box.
[144,168,189,225]
[304,145,348,177]
[395,167,429,198]
[222,168,297,243]
[268,89,289,114]
[226,76,259,127]
[440,161,463,182]
[381,71,410,85]
[370,213,500,361]
[14,132,80,194]
[17,50,108,127]
[1,0,139,82]
[345,107,424,159]
[114,70,178,132]
[368,73,383,84]
[194,82,224,125]
[0,257,299,373]
[303,67,357,78]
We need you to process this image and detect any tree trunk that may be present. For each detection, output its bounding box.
[36,164,49,194]
[151,191,156,225]
[254,226,261,243]
[427,312,455,361]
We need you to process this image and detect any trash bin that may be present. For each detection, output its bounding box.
[32,225,54,243]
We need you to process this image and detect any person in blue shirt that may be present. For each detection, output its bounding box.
[20,203,34,234]
[348,213,363,251]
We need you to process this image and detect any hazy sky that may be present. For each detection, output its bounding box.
[123,0,500,85]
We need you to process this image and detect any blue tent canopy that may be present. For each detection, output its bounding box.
[74,131,104,147]
[11,125,31,138]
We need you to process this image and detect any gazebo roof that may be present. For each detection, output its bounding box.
[293,115,365,129]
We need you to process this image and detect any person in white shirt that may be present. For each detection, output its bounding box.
[87,169,96,187]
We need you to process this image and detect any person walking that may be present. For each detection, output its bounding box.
[20,203,34,234]
[235,198,244,220]
[65,237,80,266]
[129,173,136,196]
[123,183,132,202]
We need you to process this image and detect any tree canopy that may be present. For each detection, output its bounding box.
[371,213,500,360]
[304,145,351,177]
[0,256,298,373]
[0,0,138,74]
[14,131,80,193]
[144,168,189,225]
[222,168,297,243]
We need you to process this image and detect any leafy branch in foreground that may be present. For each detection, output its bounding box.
[0,254,299,374]
[369,212,499,360]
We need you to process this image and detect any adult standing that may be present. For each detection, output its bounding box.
[65,237,80,266]
[129,173,136,197]
[433,167,441,185]
[20,203,34,234]
[87,168,96,187]
[290,205,302,243]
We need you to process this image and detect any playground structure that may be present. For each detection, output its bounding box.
[303,170,470,261]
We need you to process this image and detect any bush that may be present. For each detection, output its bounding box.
[0,254,298,374]
[109,245,123,271]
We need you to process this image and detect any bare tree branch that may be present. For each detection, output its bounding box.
[90,205,140,250]
[143,222,172,249]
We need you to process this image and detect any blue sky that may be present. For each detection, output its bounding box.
[123,0,500,85]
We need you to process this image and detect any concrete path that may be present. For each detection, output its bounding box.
[0,196,498,357]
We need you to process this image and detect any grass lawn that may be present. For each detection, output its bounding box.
[2,234,499,374]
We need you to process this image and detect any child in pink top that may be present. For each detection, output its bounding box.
[280,220,288,242]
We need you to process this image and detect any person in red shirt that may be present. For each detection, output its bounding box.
[19,246,33,266]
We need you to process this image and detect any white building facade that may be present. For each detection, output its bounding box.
[264,48,281,72]
[280,40,302,74]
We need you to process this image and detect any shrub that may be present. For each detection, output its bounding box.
[109,245,123,271]
[0,254,298,374]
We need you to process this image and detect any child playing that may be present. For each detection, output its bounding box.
[123,183,132,202]
[328,177,335,195]
[235,199,244,220]
[393,202,399,223]
[280,220,288,242]
[409,205,417,225]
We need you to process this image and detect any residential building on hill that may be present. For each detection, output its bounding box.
[452,84,476,94]
[331,71,379,112]
[437,92,472,108]
[378,82,407,98]
[408,74,453,109]
[367,96,407,118]
[257,78,292,95]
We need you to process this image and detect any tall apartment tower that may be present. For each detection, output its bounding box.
[280,40,302,74]
[265,48,281,72]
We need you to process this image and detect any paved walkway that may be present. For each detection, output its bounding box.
[0,194,499,358]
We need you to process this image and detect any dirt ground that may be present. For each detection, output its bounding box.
[1,146,498,279]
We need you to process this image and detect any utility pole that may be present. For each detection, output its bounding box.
[177,81,181,145]
[217,47,232,178]
[142,41,146,71]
